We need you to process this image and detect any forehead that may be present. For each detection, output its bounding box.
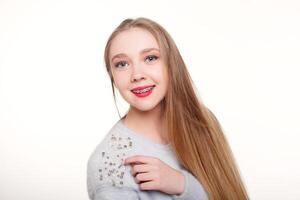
[109,28,159,59]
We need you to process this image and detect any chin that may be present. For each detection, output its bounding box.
[131,102,160,112]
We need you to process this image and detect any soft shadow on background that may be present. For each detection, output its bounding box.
[0,0,299,199]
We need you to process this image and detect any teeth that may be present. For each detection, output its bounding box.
[133,86,153,94]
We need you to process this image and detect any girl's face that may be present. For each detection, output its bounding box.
[109,27,168,112]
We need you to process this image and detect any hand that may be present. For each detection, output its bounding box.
[123,155,185,195]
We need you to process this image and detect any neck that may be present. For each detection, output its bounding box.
[122,103,168,144]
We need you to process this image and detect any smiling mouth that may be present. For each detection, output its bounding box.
[131,85,156,94]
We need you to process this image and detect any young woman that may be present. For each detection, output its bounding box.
[87,17,249,200]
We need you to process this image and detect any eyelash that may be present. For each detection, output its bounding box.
[114,55,159,68]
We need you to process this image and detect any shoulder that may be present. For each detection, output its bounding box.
[87,121,135,199]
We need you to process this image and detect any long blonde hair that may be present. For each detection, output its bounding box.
[104,17,249,200]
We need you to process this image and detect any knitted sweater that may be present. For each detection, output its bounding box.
[87,118,209,200]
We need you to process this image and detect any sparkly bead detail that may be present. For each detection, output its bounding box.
[98,131,133,187]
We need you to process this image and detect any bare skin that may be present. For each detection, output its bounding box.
[109,27,185,195]
[122,102,169,146]
[123,155,185,195]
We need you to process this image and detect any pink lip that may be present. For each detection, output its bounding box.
[131,85,155,91]
[131,86,155,98]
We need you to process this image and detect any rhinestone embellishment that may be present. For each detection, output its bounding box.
[98,132,133,187]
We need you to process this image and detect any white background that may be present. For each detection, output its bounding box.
[1,0,299,199]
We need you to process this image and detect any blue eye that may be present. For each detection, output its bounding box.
[145,55,158,62]
[114,61,128,68]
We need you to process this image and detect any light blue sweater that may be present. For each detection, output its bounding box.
[87,118,209,200]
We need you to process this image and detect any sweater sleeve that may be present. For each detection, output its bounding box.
[93,185,139,200]
[87,134,138,200]
[172,170,209,200]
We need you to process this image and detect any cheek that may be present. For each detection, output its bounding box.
[149,65,165,80]
[112,72,130,90]
[159,66,169,85]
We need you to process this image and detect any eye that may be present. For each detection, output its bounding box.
[145,55,159,63]
[114,61,129,68]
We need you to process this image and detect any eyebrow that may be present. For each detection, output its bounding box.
[111,47,160,62]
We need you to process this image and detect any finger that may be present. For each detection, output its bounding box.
[131,164,153,177]
[124,155,156,165]
[124,155,148,165]
[139,180,158,191]
[135,172,155,184]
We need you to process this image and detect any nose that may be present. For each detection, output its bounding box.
[131,76,145,82]
[130,63,146,82]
